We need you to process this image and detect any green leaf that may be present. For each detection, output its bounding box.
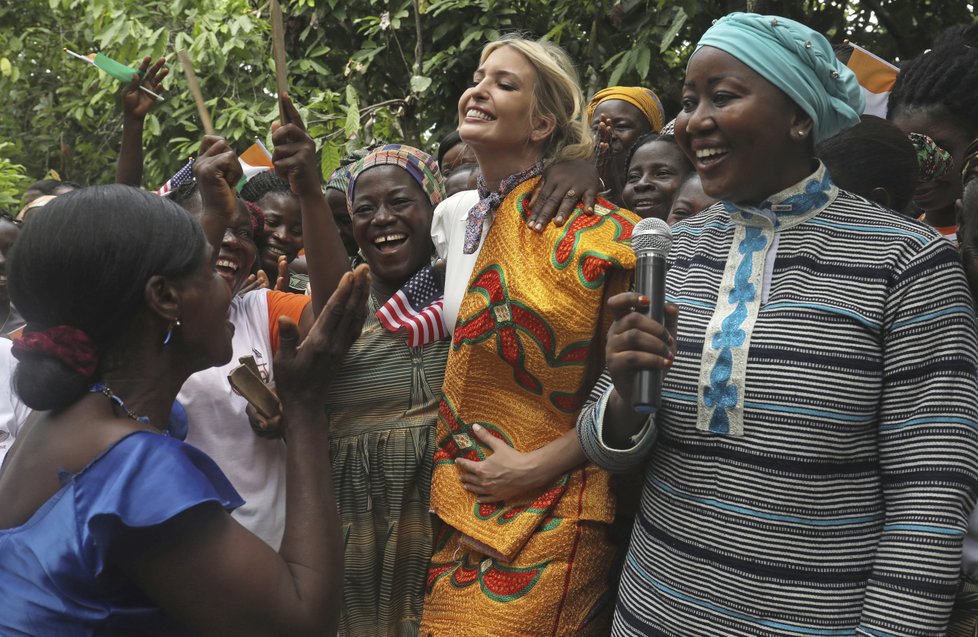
[410,75,432,94]
[659,7,688,54]
[0,58,11,77]
[636,46,650,81]
[344,104,360,138]
[320,142,342,180]
[608,49,634,87]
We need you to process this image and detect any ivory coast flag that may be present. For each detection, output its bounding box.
[64,49,139,83]
[237,140,274,191]
[846,44,898,118]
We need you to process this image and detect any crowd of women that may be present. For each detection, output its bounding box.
[1,9,978,637]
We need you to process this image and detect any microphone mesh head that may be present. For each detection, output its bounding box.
[631,217,672,257]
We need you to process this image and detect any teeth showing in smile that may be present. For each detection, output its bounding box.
[466,108,494,121]
[373,233,407,246]
[265,246,286,257]
[216,258,239,273]
[696,147,729,160]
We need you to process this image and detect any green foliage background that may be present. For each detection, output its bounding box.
[0,0,974,206]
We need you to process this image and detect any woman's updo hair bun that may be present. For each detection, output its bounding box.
[12,347,91,412]
[7,184,206,412]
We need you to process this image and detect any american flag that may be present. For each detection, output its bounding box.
[376,264,448,347]
[156,159,195,196]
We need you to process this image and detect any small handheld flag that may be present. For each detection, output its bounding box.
[845,44,897,118]
[237,141,275,191]
[64,48,164,102]
[376,264,449,347]
[157,159,195,196]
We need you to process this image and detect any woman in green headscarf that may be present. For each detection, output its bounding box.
[577,12,978,635]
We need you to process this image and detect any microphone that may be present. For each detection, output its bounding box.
[630,217,673,414]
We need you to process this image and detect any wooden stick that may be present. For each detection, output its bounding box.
[269,0,290,125]
[177,49,215,136]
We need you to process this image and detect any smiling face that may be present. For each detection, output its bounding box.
[621,139,692,220]
[890,104,974,216]
[215,200,258,295]
[675,47,812,206]
[256,191,303,276]
[350,165,434,296]
[457,45,544,155]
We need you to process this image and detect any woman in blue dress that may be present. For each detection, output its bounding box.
[0,138,370,636]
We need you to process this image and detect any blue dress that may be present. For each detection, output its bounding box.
[0,431,243,636]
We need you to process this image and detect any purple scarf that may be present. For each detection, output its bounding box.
[462,161,544,254]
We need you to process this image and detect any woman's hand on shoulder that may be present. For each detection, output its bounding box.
[526,159,601,231]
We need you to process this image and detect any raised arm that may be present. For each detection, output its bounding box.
[115,56,167,187]
[193,136,243,256]
[121,266,371,637]
[271,94,352,318]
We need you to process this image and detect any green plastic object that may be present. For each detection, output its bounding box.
[92,53,139,83]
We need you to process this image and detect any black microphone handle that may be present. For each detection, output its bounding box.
[632,251,667,414]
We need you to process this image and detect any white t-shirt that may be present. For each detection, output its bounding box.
[179,290,288,549]
[0,338,30,467]
[431,190,482,334]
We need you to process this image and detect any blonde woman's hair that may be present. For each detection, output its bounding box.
[481,35,593,165]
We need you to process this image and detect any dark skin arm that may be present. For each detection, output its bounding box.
[193,136,243,255]
[271,94,351,318]
[115,56,167,187]
[118,266,371,637]
[602,292,678,448]
[526,159,602,230]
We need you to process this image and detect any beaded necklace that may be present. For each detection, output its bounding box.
[88,382,189,440]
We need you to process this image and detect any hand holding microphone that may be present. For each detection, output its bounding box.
[605,217,678,416]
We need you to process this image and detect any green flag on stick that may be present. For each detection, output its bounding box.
[64,48,164,101]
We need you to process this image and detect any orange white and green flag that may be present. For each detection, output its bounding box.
[237,140,274,191]
[846,44,898,118]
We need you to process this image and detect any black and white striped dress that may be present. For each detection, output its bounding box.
[579,174,978,636]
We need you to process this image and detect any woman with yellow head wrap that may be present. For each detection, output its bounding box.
[587,86,666,205]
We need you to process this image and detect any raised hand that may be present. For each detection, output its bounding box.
[237,271,270,297]
[122,56,167,120]
[274,265,370,411]
[271,93,321,198]
[274,254,290,292]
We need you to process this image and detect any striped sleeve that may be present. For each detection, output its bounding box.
[577,370,658,473]
[857,238,978,635]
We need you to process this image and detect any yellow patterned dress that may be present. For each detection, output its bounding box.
[420,177,638,636]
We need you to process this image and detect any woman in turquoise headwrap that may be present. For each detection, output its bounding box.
[576,12,978,635]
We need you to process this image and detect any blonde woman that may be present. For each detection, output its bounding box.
[421,35,640,636]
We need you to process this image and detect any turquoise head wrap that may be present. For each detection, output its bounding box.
[694,12,863,142]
